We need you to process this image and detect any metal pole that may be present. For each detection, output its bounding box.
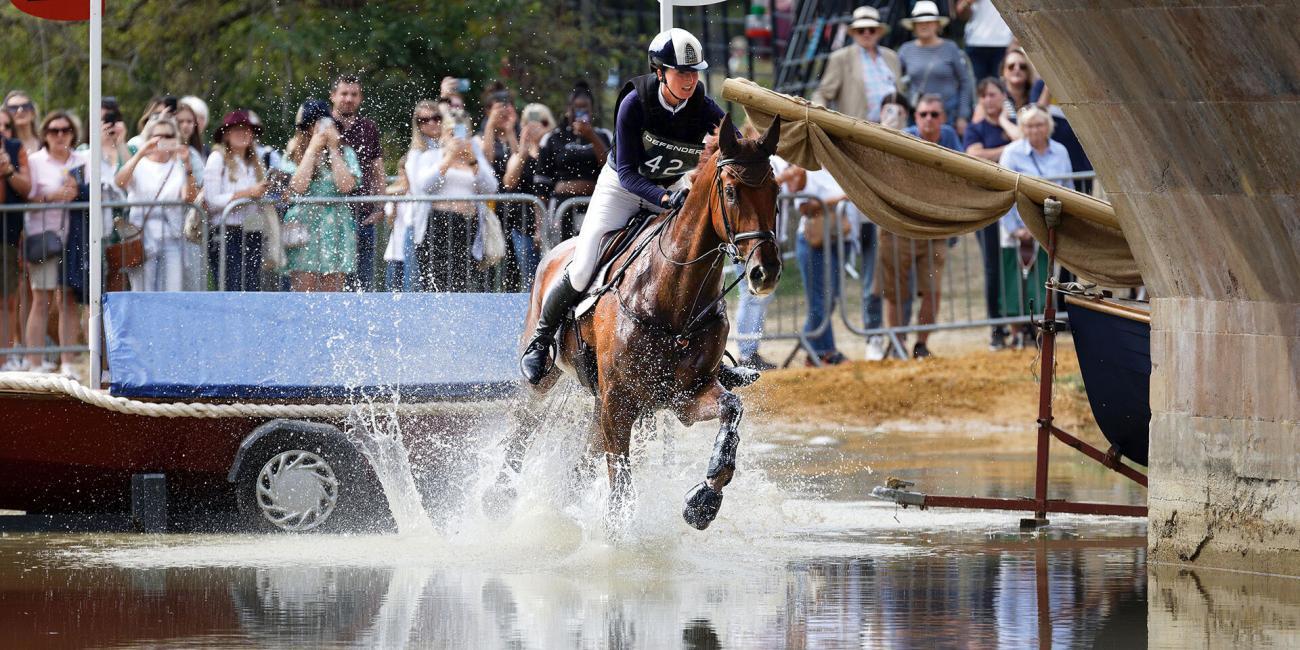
[660,0,673,30]
[88,0,103,388]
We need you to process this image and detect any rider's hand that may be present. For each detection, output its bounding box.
[664,188,689,210]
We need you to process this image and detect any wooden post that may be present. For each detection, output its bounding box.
[720,77,1120,231]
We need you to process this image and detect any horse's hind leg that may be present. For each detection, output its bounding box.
[678,382,743,530]
[563,396,603,506]
[599,392,639,534]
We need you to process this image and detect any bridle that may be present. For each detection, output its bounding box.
[712,156,778,265]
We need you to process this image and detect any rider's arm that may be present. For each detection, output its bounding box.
[614,90,677,207]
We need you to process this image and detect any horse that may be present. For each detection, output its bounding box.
[487,114,783,531]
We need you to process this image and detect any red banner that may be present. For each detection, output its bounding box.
[10,0,104,21]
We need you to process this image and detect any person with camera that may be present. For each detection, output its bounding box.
[277,99,361,293]
[204,111,269,291]
[414,114,497,292]
[115,115,200,293]
[502,102,558,290]
[536,82,613,242]
[328,75,385,291]
[478,82,519,182]
[23,111,87,376]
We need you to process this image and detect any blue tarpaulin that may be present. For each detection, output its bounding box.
[103,292,529,400]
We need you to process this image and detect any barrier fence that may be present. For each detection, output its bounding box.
[1,170,1108,372]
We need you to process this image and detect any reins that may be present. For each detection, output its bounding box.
[627,156,778,348]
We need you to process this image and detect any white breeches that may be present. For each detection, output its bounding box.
[567,165,666,290]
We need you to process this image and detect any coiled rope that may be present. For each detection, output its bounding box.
[0,372,488,419]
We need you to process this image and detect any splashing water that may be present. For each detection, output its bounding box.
[344,393,435,534]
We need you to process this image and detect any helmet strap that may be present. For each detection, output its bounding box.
[660,71,689,105]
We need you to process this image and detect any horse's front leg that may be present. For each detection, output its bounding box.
[677,381,743,530]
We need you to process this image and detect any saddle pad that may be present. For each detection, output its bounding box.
[103,291,529,400]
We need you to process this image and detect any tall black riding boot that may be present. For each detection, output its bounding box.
[520,271,583,384]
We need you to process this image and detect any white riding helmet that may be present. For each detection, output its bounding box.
[648,28,709,72]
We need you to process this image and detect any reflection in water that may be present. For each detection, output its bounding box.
[1,419,1295,648]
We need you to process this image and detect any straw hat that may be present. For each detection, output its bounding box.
[849,6,888,33]
[901,1,950,30]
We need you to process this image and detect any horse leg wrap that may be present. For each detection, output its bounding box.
[718,365,760,390]
[706,392,743,488]
[683,482,724,530]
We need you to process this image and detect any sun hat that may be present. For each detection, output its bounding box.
[901,1,950,30]
[849,6,888,33]
[211,110,262,142]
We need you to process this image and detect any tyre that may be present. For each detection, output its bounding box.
[235,434,392,534]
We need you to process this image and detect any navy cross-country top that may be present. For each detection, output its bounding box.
[611,73,730,206]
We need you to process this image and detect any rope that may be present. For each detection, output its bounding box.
[0,372,486,419]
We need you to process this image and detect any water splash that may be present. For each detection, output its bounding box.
[343,393,435,534]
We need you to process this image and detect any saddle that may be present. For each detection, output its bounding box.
[573,210,661,318]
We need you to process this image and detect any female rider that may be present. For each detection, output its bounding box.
[520,28,731,384]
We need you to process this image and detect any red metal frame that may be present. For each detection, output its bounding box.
[888,221,1148,523]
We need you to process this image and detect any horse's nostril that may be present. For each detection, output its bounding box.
[749,266,765,284]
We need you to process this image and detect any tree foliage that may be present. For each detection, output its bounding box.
[1,0,628,165]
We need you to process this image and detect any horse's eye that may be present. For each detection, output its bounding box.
[724,185,738,204]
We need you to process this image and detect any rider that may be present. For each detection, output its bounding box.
[520,28,733,384]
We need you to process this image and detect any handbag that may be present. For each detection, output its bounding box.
[106,219,144,269]
[260,203,286,270]
[23,230,64,264]
[281,220,311,249]
[477,206,506,268]
[107,161,176,271]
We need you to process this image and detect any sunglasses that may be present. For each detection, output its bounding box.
[416,115,442,125]
[1005,62,1030,71]
[153,132,177,139]
[5,102,34,113]
[917,111,942,118]
[851,27,880,34]
[46,126,75,135]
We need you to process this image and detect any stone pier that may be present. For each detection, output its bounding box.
[998,0,1299,574]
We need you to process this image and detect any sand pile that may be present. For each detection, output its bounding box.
[743,346,1100,434]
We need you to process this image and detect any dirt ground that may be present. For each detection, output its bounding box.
[740,343,1105,445]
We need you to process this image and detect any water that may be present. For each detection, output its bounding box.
[2,396,1297,648]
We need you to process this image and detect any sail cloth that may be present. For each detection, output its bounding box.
[725,78,1142,287]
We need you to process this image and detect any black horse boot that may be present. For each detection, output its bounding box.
[520,272,583,384]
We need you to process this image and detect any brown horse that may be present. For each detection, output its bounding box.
[488,114,783,531]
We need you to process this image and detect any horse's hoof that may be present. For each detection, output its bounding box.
[683,482,724,530]
[482,483,517,520]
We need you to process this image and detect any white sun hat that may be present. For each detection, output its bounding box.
[849,6,889,34]
[901,1,951,31]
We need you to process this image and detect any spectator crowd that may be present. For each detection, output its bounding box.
[0,2,1092,377]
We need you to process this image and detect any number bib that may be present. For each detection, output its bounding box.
[638,132,704,183]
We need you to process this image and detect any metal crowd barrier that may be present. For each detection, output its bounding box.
[0,199,207,365]
[721,171,1104,365]
[218,193,550,292]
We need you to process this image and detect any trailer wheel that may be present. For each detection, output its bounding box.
[235,436,390,534]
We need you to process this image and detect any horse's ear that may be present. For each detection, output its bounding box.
[718,113,739,157]
[760,116,782,156]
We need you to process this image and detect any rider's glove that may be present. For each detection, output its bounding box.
[665,188,689,211]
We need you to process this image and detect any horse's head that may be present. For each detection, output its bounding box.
[710,113,783,296]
